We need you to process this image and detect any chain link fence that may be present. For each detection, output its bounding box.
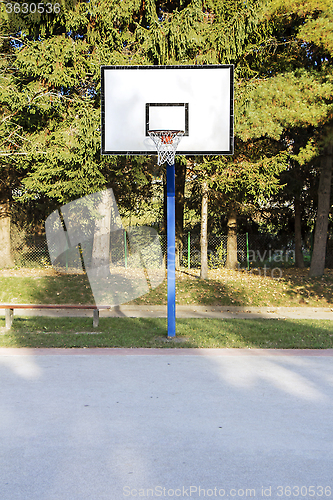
[7,230,264,269]
[10,228,51,268]
[9,223,333,270]
[157,233,247,269]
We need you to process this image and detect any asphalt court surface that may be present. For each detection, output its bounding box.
[0,348,333,500]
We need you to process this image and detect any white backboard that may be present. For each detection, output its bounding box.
[101,65,233,156]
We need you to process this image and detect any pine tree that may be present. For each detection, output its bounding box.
[236,0,333,276]
[0,0,156,261]
[0,0,268,268]
[2,0,332,275]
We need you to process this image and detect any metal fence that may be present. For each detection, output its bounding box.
[9,221,333,270]
[158,233,247,269]
[10,229,310,270]
[11,234,50,268]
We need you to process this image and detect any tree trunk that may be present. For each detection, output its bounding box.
[200,179,208,279]
[91,190,114,269]
[0,202,13,268]
[225,206,238,269]
[175,160,186,269]
[309,144,333,277]
[294,196,305,268]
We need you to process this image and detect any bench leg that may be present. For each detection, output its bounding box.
[93,309,99,328]
[5,309,13,329]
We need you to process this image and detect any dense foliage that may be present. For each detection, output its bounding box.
[0,0,332,272]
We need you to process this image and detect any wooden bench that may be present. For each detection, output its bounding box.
[0,305,110,329]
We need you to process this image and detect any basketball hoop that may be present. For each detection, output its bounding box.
[148,130,184,166]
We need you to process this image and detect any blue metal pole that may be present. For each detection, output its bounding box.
[166,162,176,337]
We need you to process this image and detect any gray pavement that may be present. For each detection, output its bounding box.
[1,304,333,320]
[0,348,333,500]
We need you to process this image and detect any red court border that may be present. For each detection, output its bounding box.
[1,348,333,356]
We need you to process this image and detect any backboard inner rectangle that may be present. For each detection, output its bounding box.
[146,103,189,136]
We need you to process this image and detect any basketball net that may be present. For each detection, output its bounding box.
[148,130,184,166]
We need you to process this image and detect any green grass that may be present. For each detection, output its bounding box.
[0,275,94,304]
[1,268,333,307]
[1,268,333,350]
[0,317,332,349]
